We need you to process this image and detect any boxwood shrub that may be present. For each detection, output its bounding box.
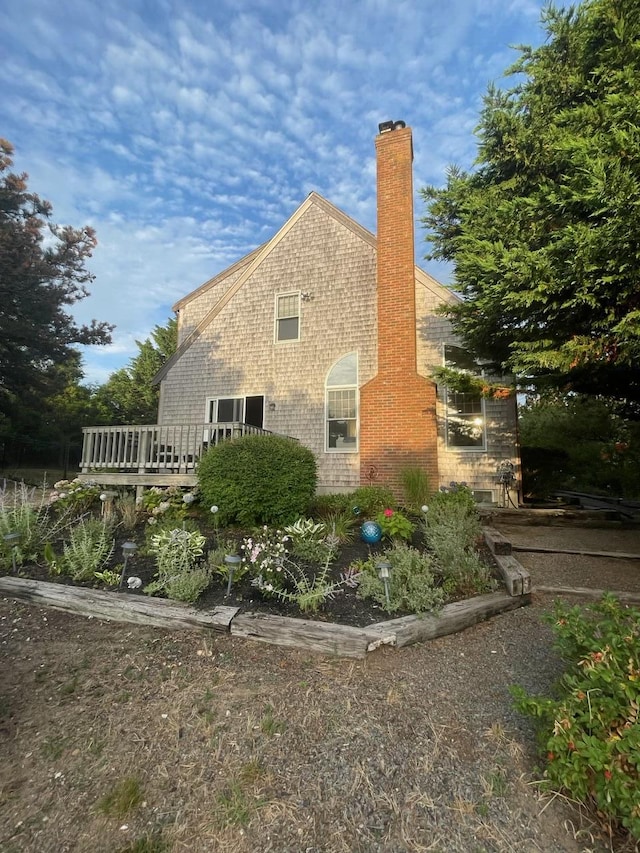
[197,434,317,527]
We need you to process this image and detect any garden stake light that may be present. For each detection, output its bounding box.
[3,531,20,574]
[376,559,392,608]
[119,541,137,589]
[224,554,241,598]
[421,505,429,526]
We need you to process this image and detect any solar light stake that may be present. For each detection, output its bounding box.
[3,532,20,574]
[224,554,241,598]
[120,541,138,589]
[376,559,392,608]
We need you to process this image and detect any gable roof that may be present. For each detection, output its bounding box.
[152,191,457,385]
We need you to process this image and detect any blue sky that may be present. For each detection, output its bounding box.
[3,0,550,385]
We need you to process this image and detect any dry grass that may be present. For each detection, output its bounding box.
[0,597,628,853]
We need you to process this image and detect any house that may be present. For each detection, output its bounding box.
[80,121,520,505]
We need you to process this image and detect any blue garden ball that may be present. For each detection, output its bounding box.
[360,521,383,544]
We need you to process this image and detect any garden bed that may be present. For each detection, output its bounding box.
[0,481,531,657]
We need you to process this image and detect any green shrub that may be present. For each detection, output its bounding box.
[197,435,316,527]
[355,542,444,614]
[512,595,640,841]
[60,518,115,581]
[350,485,396,517]
[427,483,477,524]
[424,502,482,573]
[307,493,352,517]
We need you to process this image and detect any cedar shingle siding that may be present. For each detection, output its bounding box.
[157,127,520,499]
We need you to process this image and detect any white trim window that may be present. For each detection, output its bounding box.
[274,292,300,342]
[326,353,358,452]
[206,395,264,429]
[444,344,486,450]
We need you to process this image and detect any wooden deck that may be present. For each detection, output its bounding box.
[78,421,271,488]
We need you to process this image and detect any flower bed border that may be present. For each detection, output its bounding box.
[0,528,532,658]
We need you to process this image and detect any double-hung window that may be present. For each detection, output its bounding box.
[444,345,486,450]
[326,353,358,452]
[275,292,300,342]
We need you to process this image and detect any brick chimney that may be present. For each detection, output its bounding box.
[359,121,439,497]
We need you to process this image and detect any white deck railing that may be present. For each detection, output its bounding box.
[80,422,271,473]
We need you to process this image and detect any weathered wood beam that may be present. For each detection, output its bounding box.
[369,591,529,648]
[534,585,640,604]
[0,577,238,632]
[493,554,532,596]
[230,612,384,659]
[483,526,512,556]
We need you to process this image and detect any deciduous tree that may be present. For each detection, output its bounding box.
[0,139,112,425]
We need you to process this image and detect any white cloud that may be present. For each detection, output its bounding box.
[2,0,549,383]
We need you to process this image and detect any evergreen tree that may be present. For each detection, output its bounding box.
[422,0,640,411]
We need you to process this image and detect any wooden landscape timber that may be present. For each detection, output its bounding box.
[0,528,534,658]
[0,577,238,633]
[484,528,532,596]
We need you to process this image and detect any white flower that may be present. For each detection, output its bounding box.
[210,505,219,514]
[421,505,429,513]
[127,576,143,589]
[183,492,195,504]
[147,517,157,525]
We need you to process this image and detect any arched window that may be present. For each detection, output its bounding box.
[326,353,358,452]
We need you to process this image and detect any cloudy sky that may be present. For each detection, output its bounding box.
[3,0,551,385]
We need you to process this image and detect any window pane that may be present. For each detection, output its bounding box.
[277,317,299,340]
[328,389,356,419]
[217,398,243,422]
[277,294,299,319]
[327,353,357,386]
[327,418,357,448]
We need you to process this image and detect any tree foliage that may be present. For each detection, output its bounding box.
[519,393,640,498]
[0,139,112,421]
[93,317,177,424]
[422,0,640,409]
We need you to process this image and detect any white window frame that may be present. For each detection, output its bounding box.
[325,353,358,453]
[443,344,487,452]
[206,396,245,423]
[274,291,300,343]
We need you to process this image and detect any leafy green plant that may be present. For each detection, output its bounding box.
[145,528,210,602]
[240,527,289,592]
[49,478,102,514]
[400,466,430,513]
[141,485,195,525]
[94,568,121,587]
[97,776,144,818]
[0,481,74,570]
[197,434,317,526]
[350,485,396,517]
[427,483,477,524]
[355,542,444,614]
[253,553,342,614]
[512,595,640,841]
[375,507,414,541]
[60,518,115,581]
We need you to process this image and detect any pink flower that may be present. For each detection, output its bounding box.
[384,508,394,517]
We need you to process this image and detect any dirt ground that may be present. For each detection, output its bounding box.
[1,520,639,853]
